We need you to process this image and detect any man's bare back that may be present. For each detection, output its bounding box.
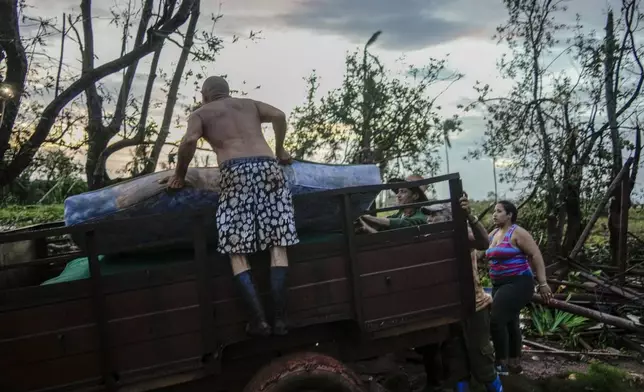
[193,97,279,165]
[163,76,291,190]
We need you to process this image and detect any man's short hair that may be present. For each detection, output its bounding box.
[424,204,452,223]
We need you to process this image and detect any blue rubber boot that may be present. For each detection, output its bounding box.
[270,266,289,336]
[454,380,470,392]
[234,271,271,337]
[485,375,504,392]
[495,364,509,376]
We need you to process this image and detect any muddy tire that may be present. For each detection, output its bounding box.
[243,352,365,392]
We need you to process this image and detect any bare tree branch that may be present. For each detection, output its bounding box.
[145,0,200,173]
[0,0,198,187]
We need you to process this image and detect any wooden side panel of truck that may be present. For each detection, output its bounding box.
[0,174,474,392]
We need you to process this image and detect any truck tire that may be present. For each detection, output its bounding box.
[243,352,365,392]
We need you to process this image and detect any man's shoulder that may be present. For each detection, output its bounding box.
[412,209,427,219]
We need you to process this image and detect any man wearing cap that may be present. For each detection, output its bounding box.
[359,175,428,232]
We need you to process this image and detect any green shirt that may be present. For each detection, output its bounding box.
[386,209,427,229]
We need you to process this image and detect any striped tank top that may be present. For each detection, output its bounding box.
[485,224,532,280]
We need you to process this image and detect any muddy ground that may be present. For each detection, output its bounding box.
[351,351,644,392]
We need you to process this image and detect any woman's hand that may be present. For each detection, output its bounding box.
[537,283,553,303]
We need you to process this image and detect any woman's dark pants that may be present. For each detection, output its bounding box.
[490,275,534,362]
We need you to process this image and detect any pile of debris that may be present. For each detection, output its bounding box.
[531,256,644,359]
[528,158,644,359]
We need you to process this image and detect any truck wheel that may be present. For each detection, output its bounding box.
[243,352,365,392]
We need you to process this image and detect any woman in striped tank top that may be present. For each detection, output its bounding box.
[485,201,552,376]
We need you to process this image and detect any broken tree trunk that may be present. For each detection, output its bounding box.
[570,157,634,259]
[552,158,634,283]
[617,173,630,283]
[532,295,644,334]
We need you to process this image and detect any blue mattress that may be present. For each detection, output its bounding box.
[64,160,381,253]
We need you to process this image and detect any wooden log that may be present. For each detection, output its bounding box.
[523,349,636,359]
[621,336,644,357]
[577,270,644,305]
[588,263,644,277]
[578,329,624,336]
[552,293,624,305]
[523,339,563,352]
[548,278,594,291]
[531,295,644,334]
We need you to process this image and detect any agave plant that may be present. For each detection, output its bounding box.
[529,303,589,338]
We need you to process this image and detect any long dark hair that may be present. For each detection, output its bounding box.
[497,200,518,223]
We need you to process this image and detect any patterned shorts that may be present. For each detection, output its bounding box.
[216,156,299,254]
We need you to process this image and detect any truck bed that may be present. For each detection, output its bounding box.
[0,174,474,392]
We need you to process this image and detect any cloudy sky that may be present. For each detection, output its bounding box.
[21,0,629,200]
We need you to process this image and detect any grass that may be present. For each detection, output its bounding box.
[0,204,65,229]
[537,362,642,392]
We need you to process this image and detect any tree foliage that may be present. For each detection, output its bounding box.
[286,48,462,177]
[467,0,643,259]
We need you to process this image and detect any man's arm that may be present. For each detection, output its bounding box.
[255,100,287,154]
[174,114,203,179]
[361,213,426,230]
[467,216,489,250]
[361,215,390,229]
[459,193,489,250]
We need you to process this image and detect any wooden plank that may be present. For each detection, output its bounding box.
[287,237,345,261]
[2,301,355,392]
[361,282,460,322]
[0,297,94,338]
[0,279,351,367]
[364,304,462,333]
[354,222,454,249]
[1,352,101,392]
[359,258,459,298]
[448,178,476,318]
[192,218,218,371]
[0,260,198,312]
[0,230,382,314]
[0,254,348,338]
[357,238,455,274]
[341,193,364,328]
[86,230,116,391]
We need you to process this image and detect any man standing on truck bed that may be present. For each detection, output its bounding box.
[163,76,299,337]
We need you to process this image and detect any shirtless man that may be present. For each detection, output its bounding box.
[163,76,299,337]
